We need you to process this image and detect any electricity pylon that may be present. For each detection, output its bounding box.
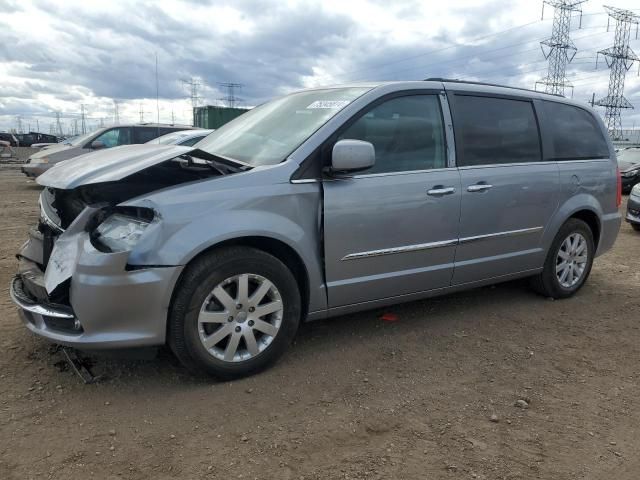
[535,0,587,97]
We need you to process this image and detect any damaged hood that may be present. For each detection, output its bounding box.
[36,144,194,189]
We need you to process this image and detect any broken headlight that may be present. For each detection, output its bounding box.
[92,209,154,253]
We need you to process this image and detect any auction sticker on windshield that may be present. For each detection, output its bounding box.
[306,100,351,109]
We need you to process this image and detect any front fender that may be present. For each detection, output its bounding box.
[122,178,327,313]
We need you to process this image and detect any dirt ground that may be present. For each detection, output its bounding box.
[0,166,638,480]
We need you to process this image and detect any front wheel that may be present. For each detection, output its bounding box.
[168,247,301,379]
[632,223,640,232]
[531,218,595,299]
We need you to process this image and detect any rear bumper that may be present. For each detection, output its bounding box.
[10,232,184,350]
[596,211,622,257]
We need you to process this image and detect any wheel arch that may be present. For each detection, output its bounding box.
[169,235,311,325]
[569,209,601,249]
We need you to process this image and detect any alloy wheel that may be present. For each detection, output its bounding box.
[198,273,284,362]
[555,232,588,289]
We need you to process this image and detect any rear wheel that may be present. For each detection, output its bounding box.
[531,218,595,299]
[632,223,640,232]
[169,247,301,379]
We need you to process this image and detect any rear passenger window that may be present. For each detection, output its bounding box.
[340,95,446,174]
[452,95,541,166]
[540,101,609,160]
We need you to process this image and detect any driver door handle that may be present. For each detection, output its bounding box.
[427,186,456,196]
[467,183,493,192]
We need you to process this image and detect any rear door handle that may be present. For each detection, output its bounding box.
[467,184,493,192]
[427,186,456,196]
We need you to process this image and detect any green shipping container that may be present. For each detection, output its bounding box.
[193,106,248,129]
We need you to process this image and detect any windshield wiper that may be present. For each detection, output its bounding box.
[189,149,253,172]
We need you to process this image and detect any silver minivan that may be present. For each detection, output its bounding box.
[11,80,622,378]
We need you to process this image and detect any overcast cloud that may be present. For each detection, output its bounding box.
[1,0,639,134]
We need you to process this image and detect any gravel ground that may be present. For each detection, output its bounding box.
[0,167,639,480]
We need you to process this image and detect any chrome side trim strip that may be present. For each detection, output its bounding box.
[341,239,458,261]
[341,226,543,261]
[290,178,319,184]
[458,226,543,244]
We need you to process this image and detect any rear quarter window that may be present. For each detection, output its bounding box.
[540,101,609,160]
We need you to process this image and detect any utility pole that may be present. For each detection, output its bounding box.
[36,119,40,133]
[594,6,640,141]
[113,100,120,124]
[15,116,23,134]
[55,112,63,138]
[73,119,78,135]
[535,1,587,97]
[181,77,202,126]
[218,82,243,108]
[80,104,87,134]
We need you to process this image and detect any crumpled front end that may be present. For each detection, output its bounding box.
[10,189,183,349]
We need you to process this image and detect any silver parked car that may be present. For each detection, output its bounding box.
[11,80,622,378]
[21,124,195,178]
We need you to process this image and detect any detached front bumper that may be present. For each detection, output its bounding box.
[10,227,183,350]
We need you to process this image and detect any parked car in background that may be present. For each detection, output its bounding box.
[618,147,640,193]
[0,132,19,147]
[31,142,59,149]
[626,183,640,231]
[11,80,621,379]
[148,129,214,147]
[15,132,59,147]
[21,124,194,178]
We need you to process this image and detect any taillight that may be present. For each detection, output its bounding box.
[616,166,622,208]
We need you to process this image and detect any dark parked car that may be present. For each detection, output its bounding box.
[0,132,19,147]
[22,123,195,178]
[15,132,59,147]
[618,148,640,193]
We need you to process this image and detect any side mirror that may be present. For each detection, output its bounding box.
[331,139,375,173]
[90,140,105,150]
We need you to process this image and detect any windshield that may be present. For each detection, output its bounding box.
[197,87,371,166]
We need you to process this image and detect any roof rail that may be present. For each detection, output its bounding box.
[424,78,565,97]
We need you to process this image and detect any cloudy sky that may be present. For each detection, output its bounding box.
[1,0,639,135]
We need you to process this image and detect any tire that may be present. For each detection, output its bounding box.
[168,246,301,379]
[531,218,595,299]
[632,224,640,232]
